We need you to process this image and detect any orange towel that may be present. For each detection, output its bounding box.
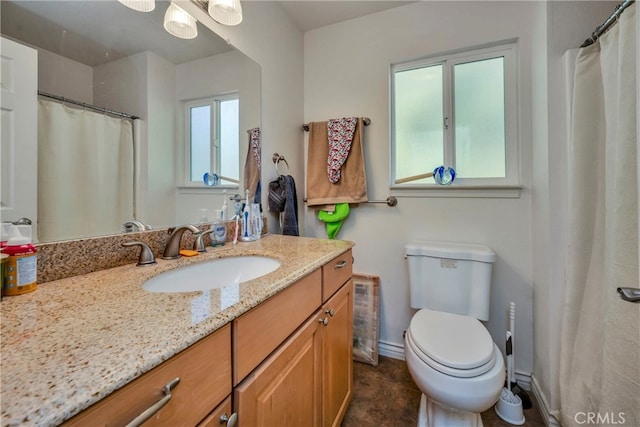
[306,118,368,206]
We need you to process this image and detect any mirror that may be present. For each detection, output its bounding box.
[0,0,261,243]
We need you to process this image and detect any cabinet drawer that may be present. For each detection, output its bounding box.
[198,395,233,427]
[322,250,353,302]
[233,269,322,385]
[64,325,231,427]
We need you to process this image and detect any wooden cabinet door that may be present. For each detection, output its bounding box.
[322,280,353,427]
[234,312,323,427]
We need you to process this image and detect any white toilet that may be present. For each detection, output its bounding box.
[404,241,505,427]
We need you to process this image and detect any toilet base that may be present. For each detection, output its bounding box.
[417,394,483,427]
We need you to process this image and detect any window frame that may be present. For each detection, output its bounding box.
[181,93,240,189]
[390,42,520,192]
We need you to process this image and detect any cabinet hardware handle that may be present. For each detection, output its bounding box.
[334,260,348,269]
[325,309,335,317]
[318,317,329,326]
[220,412,238,427]
[125,377,180,427]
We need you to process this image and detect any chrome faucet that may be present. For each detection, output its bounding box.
[123,220,152,233]
[162,225,202,260]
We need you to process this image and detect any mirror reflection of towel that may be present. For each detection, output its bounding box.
[268,175,299,236]
[244,127,261,202]
[306,118,368,206]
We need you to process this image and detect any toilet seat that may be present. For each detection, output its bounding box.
[407,309,496,378]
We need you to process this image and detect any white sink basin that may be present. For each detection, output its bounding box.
[143,256,281,293]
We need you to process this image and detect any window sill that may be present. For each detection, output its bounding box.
[177,185,239,195]
[390,185,523,199]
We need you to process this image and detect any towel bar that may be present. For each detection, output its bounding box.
[302,117,371,131]
[371,196,398,207]
[303,196,397,207]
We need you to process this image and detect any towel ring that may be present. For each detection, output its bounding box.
[272,153,291,176]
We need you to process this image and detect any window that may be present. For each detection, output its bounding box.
[391,43,518,188]
[184,94,239,187]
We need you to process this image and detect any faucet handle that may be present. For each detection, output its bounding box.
[122,241,157,266]
[193,229,216,252]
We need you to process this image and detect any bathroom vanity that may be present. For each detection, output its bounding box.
[0,235,354,427]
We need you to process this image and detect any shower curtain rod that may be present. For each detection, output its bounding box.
[581,0,635,47]
[38,91,140,120]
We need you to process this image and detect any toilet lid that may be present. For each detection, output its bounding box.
[409,309,494,370]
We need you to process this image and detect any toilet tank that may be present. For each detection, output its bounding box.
[405,241,496,320]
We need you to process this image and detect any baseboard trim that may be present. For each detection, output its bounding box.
[530,375,561,427]
[378,340,406,360]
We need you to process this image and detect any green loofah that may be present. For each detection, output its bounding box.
[317,203,350,239]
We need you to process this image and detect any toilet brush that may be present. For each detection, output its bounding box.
[508,302,532,409]
[495,331,525,425]
[505,331,518,403]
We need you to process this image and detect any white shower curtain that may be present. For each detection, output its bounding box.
[560,4,639,427]
[38,100,134,242]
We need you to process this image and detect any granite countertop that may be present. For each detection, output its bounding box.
[0,235,354,427]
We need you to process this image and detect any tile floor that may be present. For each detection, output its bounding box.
[342,356,547,427]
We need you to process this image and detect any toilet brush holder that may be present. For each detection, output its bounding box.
[495,389,525,425]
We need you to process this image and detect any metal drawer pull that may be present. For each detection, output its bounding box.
[126,377,180,427]
[325,308,335,317]
[220,412,238,427]
[617,287,640,303]
[318,317,329,326]
[334,260,348,269]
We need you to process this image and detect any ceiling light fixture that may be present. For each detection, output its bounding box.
[164,3,198,39]
[118,0,155,13]
[208,0,243,26]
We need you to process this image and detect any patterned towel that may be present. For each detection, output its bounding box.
[327,117,358,183]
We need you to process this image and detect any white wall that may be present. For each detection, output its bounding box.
[93,52,147,118]
[303,1,535,374]
[145,53,177,229]
[174,50,261,224]
[37,48,92,103]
